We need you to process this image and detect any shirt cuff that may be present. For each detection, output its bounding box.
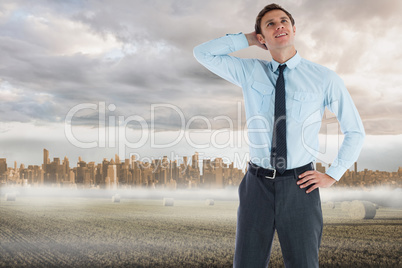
[226,32,249,51]
[325,165,348,182]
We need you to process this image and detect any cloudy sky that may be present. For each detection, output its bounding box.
[0,0,401,172]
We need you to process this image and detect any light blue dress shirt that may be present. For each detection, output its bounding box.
[193,33,365,181]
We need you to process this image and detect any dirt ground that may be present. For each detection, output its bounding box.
[0,197,401,267]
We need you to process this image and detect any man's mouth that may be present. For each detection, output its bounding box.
[275,33,287,38]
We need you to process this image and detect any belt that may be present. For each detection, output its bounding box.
[248,161,314,179]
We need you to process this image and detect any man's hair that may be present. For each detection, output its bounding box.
[255,3,295,35]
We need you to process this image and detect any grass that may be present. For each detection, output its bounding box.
[0,197,401,267]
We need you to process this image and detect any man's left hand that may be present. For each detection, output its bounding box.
[297,171,336,194]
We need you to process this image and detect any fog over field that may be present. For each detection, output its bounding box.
[1,185,401,208]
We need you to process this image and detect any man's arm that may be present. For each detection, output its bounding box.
[298,70,365,193]
[323,71,366,180]
[193,32,263,87]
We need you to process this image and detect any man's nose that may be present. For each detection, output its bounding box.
[276,24,284,30]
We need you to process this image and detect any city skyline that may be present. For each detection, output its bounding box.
[1,148,401,189]
[1,148,245,189]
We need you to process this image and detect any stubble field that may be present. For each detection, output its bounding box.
[0,196,401,267]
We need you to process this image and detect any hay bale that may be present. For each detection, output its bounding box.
[348,200,376,219]
[112,194,121,203]
[163,198,174,206]
[341,201,351,212]
[323,201,335,209]
[5,193,16,201]
[205,199,215,206]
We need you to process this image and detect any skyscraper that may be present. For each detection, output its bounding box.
[0,158,7,178]
[192,152,199,170]
[214,158,224,188]
[316,162,326,173]
[107,160,117,189]
[43,149,50,173]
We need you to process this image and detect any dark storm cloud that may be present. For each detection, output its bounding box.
[0,0,401,134]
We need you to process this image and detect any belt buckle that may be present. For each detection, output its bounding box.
[265,168,276,179]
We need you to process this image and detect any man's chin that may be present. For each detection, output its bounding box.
[266,43,294,50]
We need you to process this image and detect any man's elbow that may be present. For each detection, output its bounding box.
[193,45,213,64]
[344,128,365,147]
[193,45,203,62]
[352,119,366,145]
[353,127,366,152]
[359,125,366,143]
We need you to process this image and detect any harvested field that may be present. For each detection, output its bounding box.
[0,197,401,267]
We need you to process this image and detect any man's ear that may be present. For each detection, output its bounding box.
[256,33,265,45]
[293,25,296,36]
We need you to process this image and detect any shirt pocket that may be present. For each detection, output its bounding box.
[291,91,323,123]
[250,81,275,114]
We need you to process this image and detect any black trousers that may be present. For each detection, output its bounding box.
[233,162,323,268]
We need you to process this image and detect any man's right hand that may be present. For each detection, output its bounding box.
[245,31,268,50]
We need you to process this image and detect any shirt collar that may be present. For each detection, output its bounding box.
[271,51,301,72]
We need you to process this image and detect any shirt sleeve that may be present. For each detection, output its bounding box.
[324,71,366,181]
[193,33,255,87]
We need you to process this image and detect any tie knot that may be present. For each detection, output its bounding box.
[279,64,287,73]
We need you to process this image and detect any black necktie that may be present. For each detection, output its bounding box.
[271,64,287,174]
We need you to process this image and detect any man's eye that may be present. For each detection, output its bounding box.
[282,19,288,23]
[267,22,274,26]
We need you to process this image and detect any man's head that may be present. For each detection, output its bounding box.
[255,4,296,51]
[255,4,295,35]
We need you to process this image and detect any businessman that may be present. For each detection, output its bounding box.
[194,3,365,268]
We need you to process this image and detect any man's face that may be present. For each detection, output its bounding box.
[257,9,296,51]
